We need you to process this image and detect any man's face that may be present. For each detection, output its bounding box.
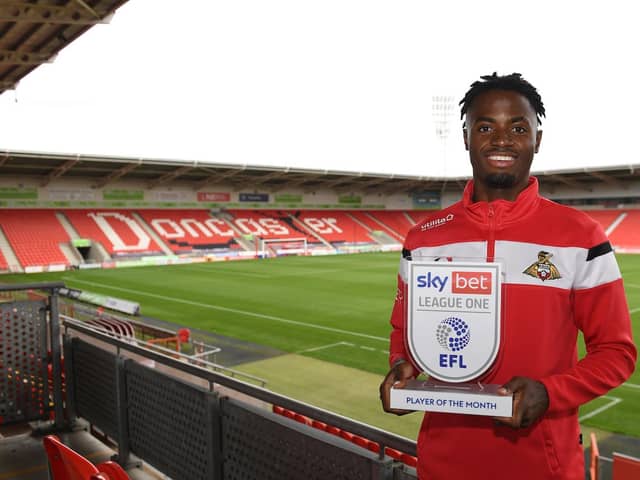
[463,89,542,201]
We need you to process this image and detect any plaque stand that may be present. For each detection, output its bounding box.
[390,379,512,416]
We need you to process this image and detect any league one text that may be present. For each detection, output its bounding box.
[390,261,513,417]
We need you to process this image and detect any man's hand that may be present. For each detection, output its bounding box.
[379,360,416,415]
[494,376,549,428]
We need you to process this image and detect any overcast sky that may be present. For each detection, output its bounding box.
[1,0,638,178]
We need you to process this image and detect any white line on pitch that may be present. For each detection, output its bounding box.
[297,342,354,354]
[629,307,640,314]
[188,264,271,278]
[299,342,389,355]
[621,382,640,389]
[270,268,347,278]
[625,283,640,289]
[361,345,389,355]
[579,396,622,422]
[62,277,389,342]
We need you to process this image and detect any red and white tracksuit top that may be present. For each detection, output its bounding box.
[389,177,636,480]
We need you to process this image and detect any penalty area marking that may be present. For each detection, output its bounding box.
[297,341,388,355]
[297,342,354,354]
[579,395,622,422]
[62,277,388,343]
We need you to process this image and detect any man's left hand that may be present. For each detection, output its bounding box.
[493,376,549,429]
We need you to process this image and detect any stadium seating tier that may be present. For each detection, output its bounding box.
[63,210,163,255]
[0,210,70,267]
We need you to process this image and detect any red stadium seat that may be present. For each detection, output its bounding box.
[400,453,418,467]
[384,447,403,461]
[138,209,240,253]
[311,419,327,431]
[350,435,380,454]
[272,405,285,415]
[366,440,381,454]
[43,435,130,480]
[351,435,369,449]
[293,413,312,426]
[0,209,70,268]
[295,210,373,245]
[63,209,163,256]
[325,425,341,436]
[612,452,640,480]
[95,461,130,480]
[339,430,355,442]
[607,210,640,252]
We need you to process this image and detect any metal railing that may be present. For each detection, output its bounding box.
[63,318,417,459]
[0,282,65,428]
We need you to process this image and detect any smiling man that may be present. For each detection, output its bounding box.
[379,73,636,479]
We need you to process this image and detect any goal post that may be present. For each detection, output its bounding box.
[257,237,308,258]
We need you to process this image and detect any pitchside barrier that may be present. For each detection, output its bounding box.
[0,282,65,428]
[1,282,418,479]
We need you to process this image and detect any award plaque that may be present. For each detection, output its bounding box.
[390,260,513,416]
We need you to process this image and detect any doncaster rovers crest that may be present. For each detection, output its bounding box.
[523,251,561,281]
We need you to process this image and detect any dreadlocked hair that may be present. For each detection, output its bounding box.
[459,72,545,125]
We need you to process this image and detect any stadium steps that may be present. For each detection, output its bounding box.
[287,213,336,251]
[89,240,113,263]
[346,212,397,245]
[0,226,21,272]
[355,211,405,243]
[404,211,421,226]
[56,211,80,239]
[605,212,628,236]
[55,212,85,265]
[212,213,254,251]
[58,241,83,265]
[0,424,158,480]
[608,210,640,252]
[366,212,406,242]
[131,211,175,256]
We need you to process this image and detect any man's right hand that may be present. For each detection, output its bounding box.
[379,360,416,415]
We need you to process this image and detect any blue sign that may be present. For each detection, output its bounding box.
[239,193,269,202]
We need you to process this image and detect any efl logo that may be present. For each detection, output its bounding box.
[451,272,492,294]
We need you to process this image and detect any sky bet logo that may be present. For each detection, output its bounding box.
[416,271,492,294]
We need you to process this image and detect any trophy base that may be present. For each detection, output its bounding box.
[390,379,513,417]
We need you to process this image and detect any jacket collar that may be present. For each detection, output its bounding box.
[462,176,541,226]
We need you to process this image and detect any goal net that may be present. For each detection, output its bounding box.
[257,237,308,258]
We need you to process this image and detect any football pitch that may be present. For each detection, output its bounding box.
[2,252,639,441]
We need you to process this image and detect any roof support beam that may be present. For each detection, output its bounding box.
[0,49,56,65]
[193,168,246,190]
[323,176,359,188]
[0,152,10,167]
[548,174,593,192]
[586,170,626,189]
[0,80,18,90]
[250,170,290,186]
[0,2,111,25]
[147,166,194,189]
[93,162,141,188]
[40,159,78,186]
[377,179,424,195]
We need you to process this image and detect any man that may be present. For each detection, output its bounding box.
[379,73,637,479]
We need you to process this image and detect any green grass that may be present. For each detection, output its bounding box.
[1,252,638,439]
[238,354,423,440]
